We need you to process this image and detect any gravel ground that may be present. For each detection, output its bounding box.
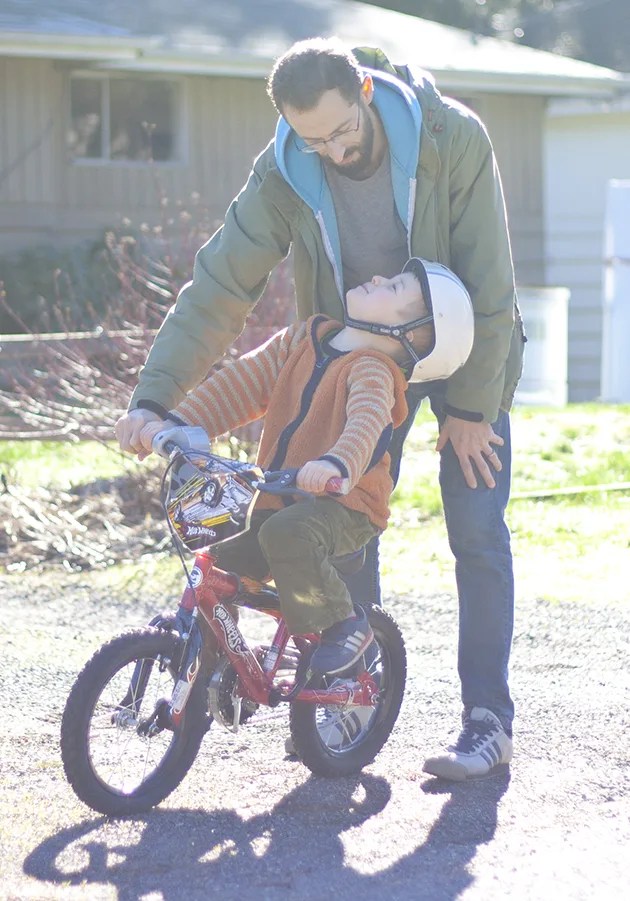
[0,568,628,901]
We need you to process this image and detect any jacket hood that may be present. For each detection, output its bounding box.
[272,68,422,299]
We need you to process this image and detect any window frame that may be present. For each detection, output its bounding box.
[66,71,188,167]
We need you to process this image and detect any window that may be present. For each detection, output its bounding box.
[67,75,180,163]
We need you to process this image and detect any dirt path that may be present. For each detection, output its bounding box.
[0,570,628,901]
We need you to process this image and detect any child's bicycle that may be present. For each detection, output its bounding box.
[60,426,407,816]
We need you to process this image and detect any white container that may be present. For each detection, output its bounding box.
[515,285,570,406]
[601,180,630,403]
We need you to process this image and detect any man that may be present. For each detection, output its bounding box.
[116,38,525,780]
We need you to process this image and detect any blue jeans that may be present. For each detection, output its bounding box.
[342,384,515,733]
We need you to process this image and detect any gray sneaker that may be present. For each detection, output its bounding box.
[308,606,374,676]
[422,708,513,781]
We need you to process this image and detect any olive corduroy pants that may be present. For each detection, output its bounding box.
[213,498,379,635]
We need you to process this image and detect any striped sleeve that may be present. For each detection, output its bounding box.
[172,321,307,437]
[323,357,397,489]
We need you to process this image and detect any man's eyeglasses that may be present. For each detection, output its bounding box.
[297,96,362,154]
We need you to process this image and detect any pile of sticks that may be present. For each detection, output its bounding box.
[1,467,171,572]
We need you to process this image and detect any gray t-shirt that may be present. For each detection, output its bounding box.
[324,150,408,294]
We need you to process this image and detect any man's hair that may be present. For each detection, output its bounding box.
[267,37,363,113]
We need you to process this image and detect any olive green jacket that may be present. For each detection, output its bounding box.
[130,47,524,423]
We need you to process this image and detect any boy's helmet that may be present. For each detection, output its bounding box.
[402,258,474,383]
[343,258,474,383]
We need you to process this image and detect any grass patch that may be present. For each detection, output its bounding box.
[2,403,629,604]
[383,402,630,603]
[0,439,138,489]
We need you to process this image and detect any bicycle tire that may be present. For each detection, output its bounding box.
[288,605,406,776]
[61,628,209,816]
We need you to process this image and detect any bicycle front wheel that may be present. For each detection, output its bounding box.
[61,628,209,816]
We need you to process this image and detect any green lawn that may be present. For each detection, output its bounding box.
[2,403,629,604]
[0,437,139,488]
[384,402,630,604]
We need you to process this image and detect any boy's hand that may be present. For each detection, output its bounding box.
[296,460,343,494]
[138,420,168,459]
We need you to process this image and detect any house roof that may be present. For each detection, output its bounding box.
[0,0,627,97]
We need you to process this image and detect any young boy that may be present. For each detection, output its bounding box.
[139,258,473,676]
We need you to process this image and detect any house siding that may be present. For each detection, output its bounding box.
[545,105,630,400]
[0,57,61,246]
[470,92,546,287]
[0,59,277,251]
[2,58,546,282]
[188,74,276,216]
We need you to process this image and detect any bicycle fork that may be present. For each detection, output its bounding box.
[168,607,204,727]
[167,576,274,730]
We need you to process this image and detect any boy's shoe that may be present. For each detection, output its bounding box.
[422,707,513,781]
[309,606,375,676]
[284,638,380,758]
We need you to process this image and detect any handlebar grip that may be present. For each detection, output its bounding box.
[325,477,350,496]
[152,425,210,458]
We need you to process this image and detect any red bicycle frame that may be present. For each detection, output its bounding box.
[167,550,379,726]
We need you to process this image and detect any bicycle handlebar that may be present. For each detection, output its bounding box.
[152,425,349,497]
[254,468,348,498]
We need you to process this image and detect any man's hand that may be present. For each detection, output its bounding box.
[138,420,169,457]
[114,409,161,459]
[296,460,343,494]
[436,415,504,489]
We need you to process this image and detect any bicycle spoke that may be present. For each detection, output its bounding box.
[87,655,177,794]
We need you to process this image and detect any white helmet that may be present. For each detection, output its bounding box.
[402,258,474,382]
[344,258,474,383]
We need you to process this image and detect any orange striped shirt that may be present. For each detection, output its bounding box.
[173,316,409,528]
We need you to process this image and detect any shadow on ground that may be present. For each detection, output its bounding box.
[24,769,511,900]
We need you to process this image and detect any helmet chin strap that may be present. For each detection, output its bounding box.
[397,331,420,364]
[343,312,434,363]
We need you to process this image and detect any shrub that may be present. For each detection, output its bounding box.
[0,239,118,334]
[0,199,295,453]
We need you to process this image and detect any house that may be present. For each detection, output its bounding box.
[545,95,630,400]
[1,0,629,399]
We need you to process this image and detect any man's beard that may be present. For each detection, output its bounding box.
[327,111,377,180]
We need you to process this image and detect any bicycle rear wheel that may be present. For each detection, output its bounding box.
[61,628,209,816]
[289,605,406,776]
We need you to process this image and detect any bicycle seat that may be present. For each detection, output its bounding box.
[330,547,366,575]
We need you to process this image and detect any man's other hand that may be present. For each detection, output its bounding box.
[436,415,504,489]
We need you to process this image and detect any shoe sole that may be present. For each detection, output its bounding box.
[423,759,511,782]
[422,758,469,781]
